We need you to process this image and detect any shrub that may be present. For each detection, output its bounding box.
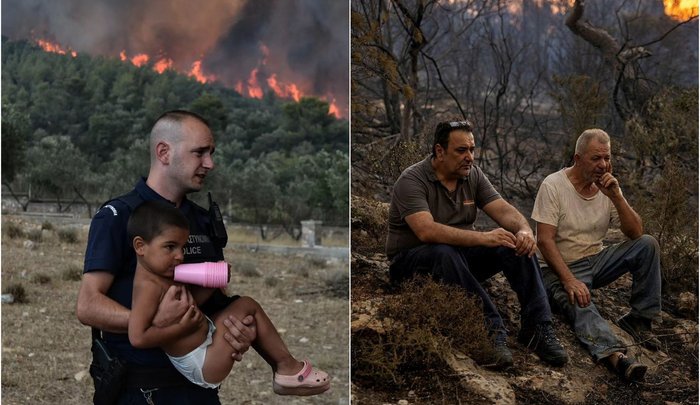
[3,283,28,304]
[57,227,79,244]
[31,273,52,285]
[324,270,349,299]
[237,261,261,278]
[41,221,54,231]
[264,276,279,287]
[6,223,24,239]
[635,162,698,295]
[62,265,83,281]
[351,196,389,255]
[352,276,492,385]
[27,229,42,242]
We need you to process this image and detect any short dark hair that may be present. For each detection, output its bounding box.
[152,109,210,130]
[432,120,473,157]
[127,200,189,243]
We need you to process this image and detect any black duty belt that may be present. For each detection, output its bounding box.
[124,365,192,388]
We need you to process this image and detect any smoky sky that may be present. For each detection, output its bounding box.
[2,0,349,115]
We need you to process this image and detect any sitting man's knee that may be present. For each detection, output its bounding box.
[635,234,659,251]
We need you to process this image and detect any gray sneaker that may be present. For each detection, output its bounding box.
[617,313,661,351]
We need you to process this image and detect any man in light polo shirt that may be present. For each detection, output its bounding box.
[386,120,568,370]
[532,128,662,382]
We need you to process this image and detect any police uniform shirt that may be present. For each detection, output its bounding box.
[83,178,223,366]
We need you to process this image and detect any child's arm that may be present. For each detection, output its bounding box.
[128,279,203,349]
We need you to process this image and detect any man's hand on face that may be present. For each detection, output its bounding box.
[153,285,193,328]
[223,314,257,362]
[562,277,591,308]
[514,230,537,257]
[595,161,622,200]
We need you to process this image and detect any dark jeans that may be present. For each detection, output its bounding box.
[117,385,220,405]
[390,244,552,337]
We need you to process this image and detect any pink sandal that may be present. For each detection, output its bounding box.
[272,359,331,396]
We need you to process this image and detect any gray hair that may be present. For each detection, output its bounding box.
[575,129,610,155]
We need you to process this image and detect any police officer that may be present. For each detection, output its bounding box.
[77,110,256,404]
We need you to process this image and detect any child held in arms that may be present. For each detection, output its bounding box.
[127,200,330,395]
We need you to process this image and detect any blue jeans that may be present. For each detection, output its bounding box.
[390,244,552,337]
[542,235,662,361]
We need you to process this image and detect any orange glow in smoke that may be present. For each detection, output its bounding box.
[36,39,77,57]
[662,0,699,21]
[153,58,174,73]
[188,60,216,83]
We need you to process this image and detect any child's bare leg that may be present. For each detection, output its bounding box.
[202,296,302,383]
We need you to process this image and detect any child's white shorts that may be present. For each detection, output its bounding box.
[167,316,220,389]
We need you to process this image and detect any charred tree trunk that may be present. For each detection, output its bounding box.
[565,0,654,120]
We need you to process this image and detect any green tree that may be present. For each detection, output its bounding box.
[1,105,30,210]
[25,135,93,212]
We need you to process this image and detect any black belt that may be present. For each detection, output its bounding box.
[124,365,193,389]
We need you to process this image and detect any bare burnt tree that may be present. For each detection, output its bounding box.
[565,0,697,121]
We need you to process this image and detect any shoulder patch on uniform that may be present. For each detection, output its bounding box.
[103,204,118,216]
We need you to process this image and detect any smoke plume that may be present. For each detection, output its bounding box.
[2,0,349,116]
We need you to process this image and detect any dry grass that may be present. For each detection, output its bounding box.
[1,215,349,405]
[352,276,493,386]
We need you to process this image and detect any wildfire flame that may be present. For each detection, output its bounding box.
[153,58,174,74]
[34,38,343,118]
[36,39,77,57]
[663,0,699,21]
[246,68,264,98]
[328,99,340,117]
[188,60,216,84]
[267,74,302,102]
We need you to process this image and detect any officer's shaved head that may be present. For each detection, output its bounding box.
[149,110,210,162]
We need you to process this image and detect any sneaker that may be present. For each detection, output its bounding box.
[617,313,661,351]
[482,333,513,370]
[518,322,569,366]
[613,354,647,382]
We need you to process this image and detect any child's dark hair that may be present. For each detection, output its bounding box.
[127,200,189,242]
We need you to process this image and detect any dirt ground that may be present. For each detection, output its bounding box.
[1,215,349,404]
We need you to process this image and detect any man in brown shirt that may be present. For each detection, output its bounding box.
[386,120,567,369]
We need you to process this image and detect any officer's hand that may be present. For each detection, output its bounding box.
[153,285,193,328]
[483,228,517,249]
[562,277,591,307]
[514,229,537,257]
[223,315,257,362]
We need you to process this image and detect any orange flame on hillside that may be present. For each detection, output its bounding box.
[153,58,174,73]
[662,0,699,21]
[33,38,344,118]
[235,43,309,102]
[188,60,216,83]
[131,53,149,67]
[267,74,302,101]
[36,39,77,57]
[246,68,264,98]
[328,99,340,118]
